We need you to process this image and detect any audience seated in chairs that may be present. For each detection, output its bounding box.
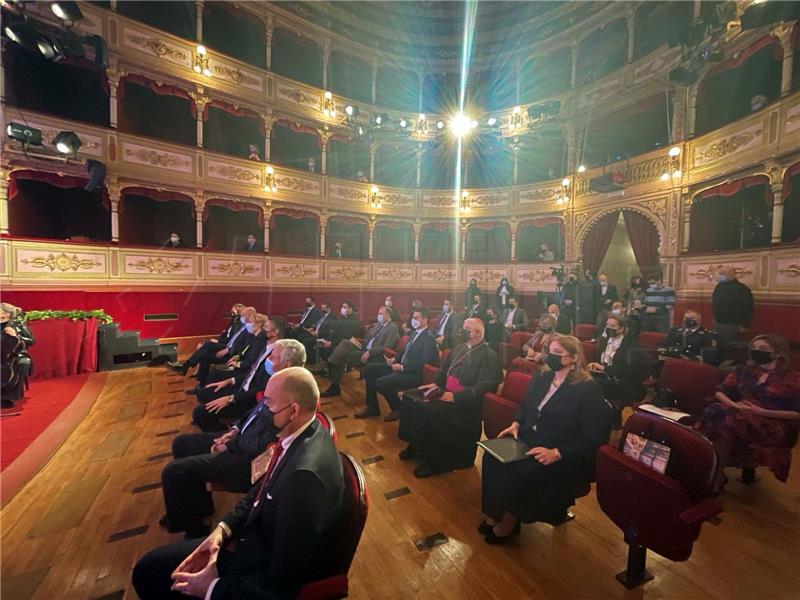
[466,293,487,322]
[500,295,530,339]
[483,306,504,353]
[133,367,345,600]
[316,301,364,369]
[321,306,399,398]
[398,318,502,478]
[660,309,718,363]
[508,332,556,376]
[593,300,626,340]
[402,299,423,334]
[480,334,611,544]
[697,334,800,484]
[191,315,280,431]
[432,299,463,350]
[294,300,334,365]
[167,304,248,379]
[159,338,306,537]
[588,316,647,427]
[357,308,438,422]
[286,296,322,341]
[1,302,35,407]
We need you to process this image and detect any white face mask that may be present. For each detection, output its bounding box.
[377,314,385,324]
[341,307,348,317]
[611,309,621,315]
[442,304,450,313]
[411,318,421,329]
[170,236,179,244]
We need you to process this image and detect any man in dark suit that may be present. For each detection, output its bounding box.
[241,234,261,253]
[287,296,322,339]
[321,306,399,397]
[158,339,307,537]
[432,299,463,349]
[317,301,363,365]
[661,309,718,362]
[500,295,530,339]
[356,307,438,421]
[168,304,249,376]
[186,307,257,385]
[547,303,573,335]
[402,299,423,333]
[399,318,502,478]
[191,316,285,431]
[291,300,332,365]
[383,296,400,323]
[164,232,185,248]
[466,293,487,322]
[597,273,618,311]
[132,367,344,600]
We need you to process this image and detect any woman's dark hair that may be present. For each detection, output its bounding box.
[750,334,792,373]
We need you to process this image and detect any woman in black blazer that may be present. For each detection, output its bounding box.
[588,315,647,424]
[480,335,611,544]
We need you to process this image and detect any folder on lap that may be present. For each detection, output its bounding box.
[477,438,530,464]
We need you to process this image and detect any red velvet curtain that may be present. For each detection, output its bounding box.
[581,210,619,273]
[622,210,660,277]
[10,170,109,209]
[118,74,195,117]
[120,187,196,217]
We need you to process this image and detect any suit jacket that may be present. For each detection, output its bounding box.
[466,303,487,322]
[328,315,364,346]
[598,284,618,308]
[500,307,529,333]
[230,333,269,385]
[227,328,253,357]
[432,311,463,349]
[516,372,610,473]
[297,305,323,329]
[596,335,647,403]
[219,318,244,345]
[434,341,502,409]
[398,329,438,375]
[555,313,573,335]
[363,321,399,358]
[314,312,334,339]
[216,420,344,600]
[228,405,278,458]
[241,241,262,253]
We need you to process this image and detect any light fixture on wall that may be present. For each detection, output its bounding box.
[459,191,472,213]
[193,44,210,76]
[52,130,82,155]
[263,165,278,193]
[509,106,523,128]
[322,91,336,118]
[661,146,682,181]
[414,113,427,136]
[370,185,382,209]
[557,177,570,204]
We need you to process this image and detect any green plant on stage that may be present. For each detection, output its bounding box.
[19,309,114,324]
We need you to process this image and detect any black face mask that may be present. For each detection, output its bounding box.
[305,302,313,308]
[605,327,618,338]
[750,349,774,365]
[545,353,565,372]
[684,319,697,329]
[540,326,553,333]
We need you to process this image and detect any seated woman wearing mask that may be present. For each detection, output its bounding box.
[480,335,610,544]
[587,316,646,428]
[483,306,504,353]
[698,334,800,484]
[520,315,557,358]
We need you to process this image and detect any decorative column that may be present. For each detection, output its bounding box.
[570,40,579,87]
[322,39,330,90]
[371,57,379,105]
[107,66,124,129]
[515,56,522,103]
[369,142,378,182]
[460,221,467,262]
[196,0,204,42]
[769,166,785,244]
[510,220,518,263]
[194,194,205,249]
[772,23,795,97]
[319,129,331,175]
[687,82,699,139]
[415,144,423,188]
[681,193,691,253]
[108,182,121,243]
[0,172,10,236]
[110,0,117,10]
[511,140,521,184]
[626,12,636,64]
[692,0,701,20]
[263,206,271,253]
[418,72,424,112]
[669,84,687,143]
[320,215,327,257]
[265,16,274,70]
[368,220,375,260]
[261,110,274,162]
[189,90,211,149]
[413,221,421,262]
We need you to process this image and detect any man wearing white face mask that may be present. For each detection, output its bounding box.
[157,339,306,538]
[433,299,463,350]
[321,306,399,397]
[164,231,185,248]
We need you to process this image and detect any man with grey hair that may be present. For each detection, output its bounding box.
[158,338,306,537]
[135,367,344,600]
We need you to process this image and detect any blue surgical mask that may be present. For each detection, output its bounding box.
[263,358,275,376]
[377,314,385,324]
[717,275,728,283]
[411,318,421,329]
[240,316,247,324]
[245,323,255,333]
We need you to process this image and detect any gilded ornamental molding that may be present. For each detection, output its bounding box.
[19,252,103,273]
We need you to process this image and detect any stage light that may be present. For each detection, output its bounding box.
[660,172,670,182]
[0,0,25,14]
[264,165,278,193]
[487,116,497,126]
[513,106,521,114]
[3,21,36,48]
[52,130,82,155]
[36,34,65,60]
[672,169,682,179]
[51,1,83,22]
[193,45,210,76]
[577,165,586,173]
[418,113,426,121]
[6,122,43,146]
[668,146,681,157]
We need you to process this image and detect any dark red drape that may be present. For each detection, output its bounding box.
[204,199,264,227]
[10,170,109,209]
[120,188,196,217]
[622,210,660,277]
[27,318,98,380]
[697,175,771,200]
[581,211,619,274]
[374,222,414,261]
[782,162,800,199]
[702,35,783,84]
[118,74,195,117]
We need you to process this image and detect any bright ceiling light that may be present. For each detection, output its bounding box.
[668,146,681,157]
[449,113,474,138]
[196,44,206,56]
[562,177,571,187]
[487,116,497,126]
[577,165,586,173]
[436,120,445,130]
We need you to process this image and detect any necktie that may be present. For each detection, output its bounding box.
[437,313,450,336]
[401,331,419,366]
[248,441,285,520]
[243,347,272,391]
[227,326,245,349]
[300,307,311,324]
[239,404,264,435]
[366,324,384,350]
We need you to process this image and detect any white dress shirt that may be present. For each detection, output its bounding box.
[601,335,623,366]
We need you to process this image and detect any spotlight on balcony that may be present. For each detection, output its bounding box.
[6,122,43,147]
[52,130,82,155]
[436,120,445,130]
[51,1,83,22]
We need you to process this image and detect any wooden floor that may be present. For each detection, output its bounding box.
[1,366,799,599]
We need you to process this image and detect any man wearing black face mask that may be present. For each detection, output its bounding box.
[157,339,306,537]
[661,309,718,363]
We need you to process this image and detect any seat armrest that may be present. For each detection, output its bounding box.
[678,497,723,527]
[499,342,523,370]
[484,392,519,411]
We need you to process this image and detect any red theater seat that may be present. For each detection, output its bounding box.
[421,348,450,385]
[499,331,534,370]
[384,335,409,360]
[596,412,723,589]
[482,371,532,439]
[297,452,369,600]
[659,359,720,416]
[507,357,541,376]
[575,323,595,341]
[315,411,338,444]
[638,331,666,351]
[581,340,598,363]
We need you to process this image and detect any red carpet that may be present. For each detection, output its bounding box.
[1,374,90,471]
